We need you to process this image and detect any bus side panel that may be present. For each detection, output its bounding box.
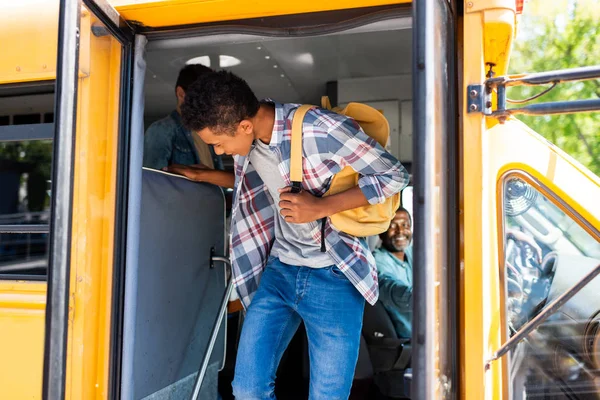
[0,281,46,400]
[0,1,58,84]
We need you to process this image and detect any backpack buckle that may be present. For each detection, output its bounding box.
[290,181,302,193]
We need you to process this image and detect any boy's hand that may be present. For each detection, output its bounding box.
[279,187,327,223]
[163,163,209,181]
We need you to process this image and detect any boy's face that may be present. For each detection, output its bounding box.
[381,210,412,253]
[197,120,254,157]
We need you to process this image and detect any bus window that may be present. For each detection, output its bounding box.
[0,93,54,279]
[501,174,600,398]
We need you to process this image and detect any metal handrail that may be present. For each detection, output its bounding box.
[485,262,600,370]
[190,256,234,400]
[468,65,600,121]
[489,65,600,87]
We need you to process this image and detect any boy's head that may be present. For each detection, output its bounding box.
[181,71,260,156]
[380,206,413,253]
[175,64,213,108]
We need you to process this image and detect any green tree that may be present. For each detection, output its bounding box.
[508,0,600,175]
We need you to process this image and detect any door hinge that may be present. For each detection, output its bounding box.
[467,84,489,115]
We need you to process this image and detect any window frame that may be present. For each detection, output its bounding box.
[0,89,55,281]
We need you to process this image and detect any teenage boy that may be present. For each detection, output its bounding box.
[181,71,409,400]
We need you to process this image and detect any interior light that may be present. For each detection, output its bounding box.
[185,55,241,68]
[296,53,314,66]
[186,56,211,67]
[219,55,241,68]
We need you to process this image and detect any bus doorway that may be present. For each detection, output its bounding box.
[137,5,419,399]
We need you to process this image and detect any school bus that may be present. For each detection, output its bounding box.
[1,0,599,399]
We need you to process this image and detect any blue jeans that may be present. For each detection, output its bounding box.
[232,257,365,400]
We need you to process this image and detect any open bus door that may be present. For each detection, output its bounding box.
[484,117,600,398]
[460,1,600,394]
[412,0,458,398]
[45,1,229,399]
[43,0,135,398]
[471,67,600,397]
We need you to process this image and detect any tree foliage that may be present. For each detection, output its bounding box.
[508,0,600,175]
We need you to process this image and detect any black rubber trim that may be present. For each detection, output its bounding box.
[142,4,410,40]
[107,28,135,400]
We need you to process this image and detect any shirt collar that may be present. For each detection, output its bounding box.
[384,248,410,266]
[262,99,284,149]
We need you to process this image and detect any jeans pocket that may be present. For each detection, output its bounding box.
[329,265,348,280]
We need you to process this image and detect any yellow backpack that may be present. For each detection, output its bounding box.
[290,96,401,238]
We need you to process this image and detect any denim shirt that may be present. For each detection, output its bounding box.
[373,246,413,339]
[143,110,223,170]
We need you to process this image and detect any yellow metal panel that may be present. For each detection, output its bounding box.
[461,7,505,400]
[489,119,600,229]
[113,0,410,28]
[461,2,519,399]
[0,1,90,85]
[484,118,600,398]
[0,1,59,84]
[64,11,122,400]
[0,281,46,400]
[465,0,516,123]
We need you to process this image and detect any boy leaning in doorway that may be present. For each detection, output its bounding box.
[181,71,409,400]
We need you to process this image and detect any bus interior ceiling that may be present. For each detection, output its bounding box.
[143,17,414,171]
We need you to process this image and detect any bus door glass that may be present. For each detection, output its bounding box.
[412,0,458,397]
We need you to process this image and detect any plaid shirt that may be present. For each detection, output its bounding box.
[230,101,409,308]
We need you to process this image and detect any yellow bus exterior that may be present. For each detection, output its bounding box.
[0,0,598,399]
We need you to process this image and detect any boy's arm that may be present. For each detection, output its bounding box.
[279,186,368,223]
[324,115,409,205]
[279,114,409,223]
[165,164,235,189]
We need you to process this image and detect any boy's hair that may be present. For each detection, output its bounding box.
[181,70,260,135]
[175,64,213,92]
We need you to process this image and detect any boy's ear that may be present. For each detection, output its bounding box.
[239,119,253,135]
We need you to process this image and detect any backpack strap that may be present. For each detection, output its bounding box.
[290,105,313,193]
[321,96,332,110]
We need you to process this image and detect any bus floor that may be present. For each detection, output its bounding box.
[218,315,408,400]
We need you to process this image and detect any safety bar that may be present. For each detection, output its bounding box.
[467,65,600,122]
[489,65,600,87]
[190,256,234,400]
[492,98,600,119]
[485,262,600,371]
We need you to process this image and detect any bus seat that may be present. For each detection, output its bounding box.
[362,301,411,398]
[121,169,227,400]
